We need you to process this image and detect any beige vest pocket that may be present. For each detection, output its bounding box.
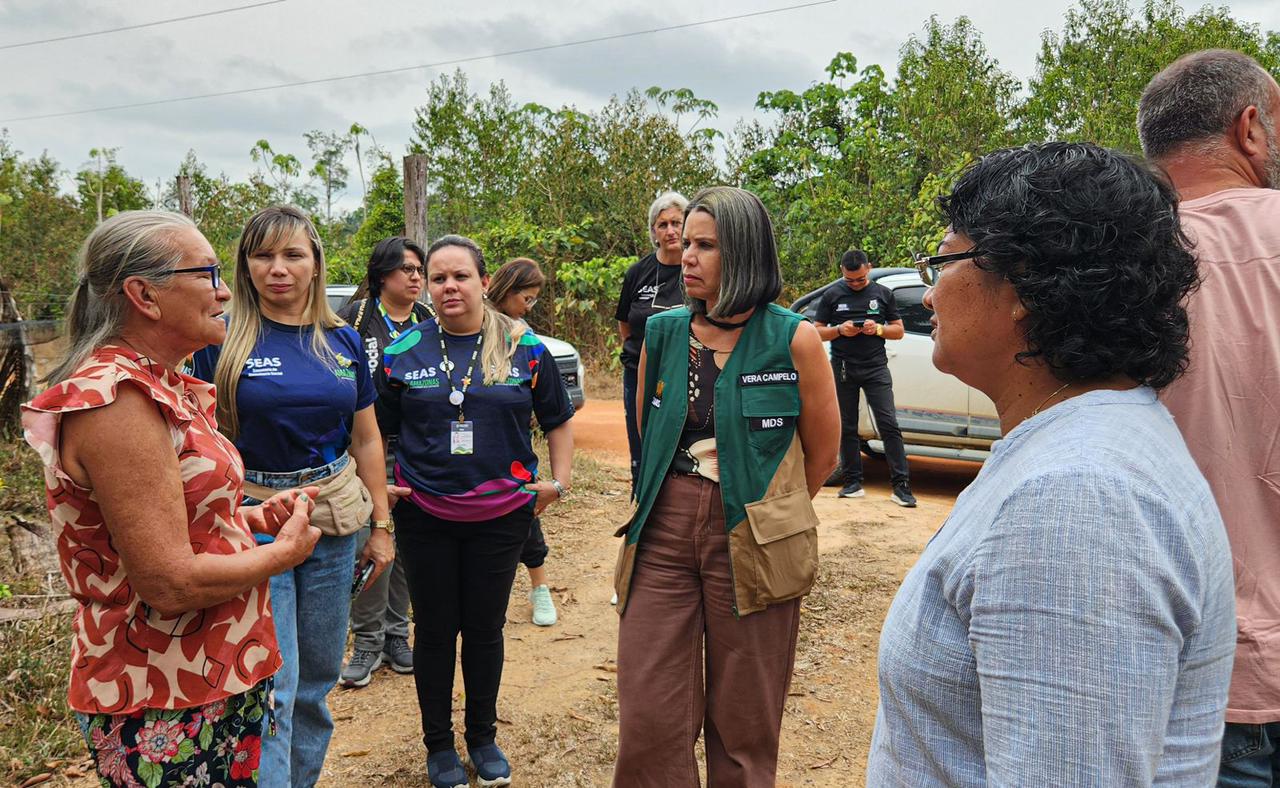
[740,487,819,608]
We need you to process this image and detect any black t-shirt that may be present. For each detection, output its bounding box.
[814,280,900,366]
[338,297,432,435]
[614,252,684,369]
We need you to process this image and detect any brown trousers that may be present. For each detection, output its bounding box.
[614,474,802,787]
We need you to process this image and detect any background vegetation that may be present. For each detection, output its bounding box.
[1,0,1277,363]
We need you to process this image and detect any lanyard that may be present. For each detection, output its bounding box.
[377,299,413,340]
[438,330,483,420]
[651,261,682,312]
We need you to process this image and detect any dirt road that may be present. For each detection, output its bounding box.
[306,400,977,786]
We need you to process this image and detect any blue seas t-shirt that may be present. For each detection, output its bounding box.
[191,319,376,472]
[381,320,574,521]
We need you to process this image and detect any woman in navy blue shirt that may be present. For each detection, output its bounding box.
[381,235,574,788]
[192,206,393,788]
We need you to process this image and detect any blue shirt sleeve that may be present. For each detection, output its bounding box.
[531,343,574,434]
[962,467,1211,785]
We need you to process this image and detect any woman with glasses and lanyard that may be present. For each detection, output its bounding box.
[615,191,688,492]
[192,205,394,788]
[486,257,561,627]
[336,236,433,688]
[381,236,574,788]
[868,143,1234,784]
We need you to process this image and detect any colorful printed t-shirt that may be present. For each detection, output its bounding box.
[191,319,375,472]
[381,320,574,521]
[21,346,281,714]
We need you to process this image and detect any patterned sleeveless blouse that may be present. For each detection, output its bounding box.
[671,328,722,481]
[21,346,280,714]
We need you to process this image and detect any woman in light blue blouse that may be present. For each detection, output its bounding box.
[868,142,1235,786]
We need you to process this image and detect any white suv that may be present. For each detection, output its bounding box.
[325,284,587,410]
[791,269,997,462]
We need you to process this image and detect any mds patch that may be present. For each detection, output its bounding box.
[749,415,795,431]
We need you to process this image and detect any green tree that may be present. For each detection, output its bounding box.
[75,147,150,223]
[1019,0,1280,150]
[304,130,351,224]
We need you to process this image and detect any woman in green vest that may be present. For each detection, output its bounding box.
[612,186,840,785]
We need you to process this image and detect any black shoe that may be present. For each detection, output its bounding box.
[891,482,918,508]
[837,482,865,498]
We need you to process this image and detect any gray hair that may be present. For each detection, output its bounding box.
[45,211,195,385]
[683,186,783,319]
[1138,49,1278,159]
[647,190,689,246]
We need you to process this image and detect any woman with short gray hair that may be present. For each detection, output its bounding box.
[615,190,689,491]
[612,186,839,784]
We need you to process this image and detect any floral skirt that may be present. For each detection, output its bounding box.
[78,682,269,788]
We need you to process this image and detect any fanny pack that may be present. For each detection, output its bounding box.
[242,458,372,537]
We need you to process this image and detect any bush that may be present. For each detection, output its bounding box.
[556,255,631,366]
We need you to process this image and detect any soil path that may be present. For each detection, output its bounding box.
[315,400,977,786]
[59,401,978,787]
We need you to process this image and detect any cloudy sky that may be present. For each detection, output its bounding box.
[3,0,1278,208]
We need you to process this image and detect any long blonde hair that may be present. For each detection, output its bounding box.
[45,211,197,385]
[426,235,518,385]
[214,206,343,438]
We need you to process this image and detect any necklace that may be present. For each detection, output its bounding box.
[437,330,483,416]
[376,299,415,339]
[703,314,749,330]
[1031,381,1073,416]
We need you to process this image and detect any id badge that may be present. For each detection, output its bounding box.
[450,420,474,455]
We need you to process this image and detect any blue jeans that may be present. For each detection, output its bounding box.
[1220,722,1280,787]
[259,532,357,788]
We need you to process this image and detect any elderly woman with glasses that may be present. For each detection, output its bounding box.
[869,142,1235,785]
[23,211,321,787]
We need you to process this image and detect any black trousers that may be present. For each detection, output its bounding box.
[831,359,910,486]
[519,516,548,569]
[395,499,533,753]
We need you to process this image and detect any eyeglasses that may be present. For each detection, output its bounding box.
[399,264,425,278]
[522,293,538,309]
[913,250,980,286]
[171,264,222,290]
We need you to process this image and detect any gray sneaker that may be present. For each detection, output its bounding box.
[339,648,382,688]
[383,635,414,674]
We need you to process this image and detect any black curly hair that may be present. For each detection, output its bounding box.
[938,142,1198,389]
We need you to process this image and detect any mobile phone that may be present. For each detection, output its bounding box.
[350,561,375,599]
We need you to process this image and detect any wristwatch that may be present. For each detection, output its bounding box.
[550,479,568,500]
[371,518,395,535]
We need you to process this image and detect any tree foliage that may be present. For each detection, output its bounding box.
[3,0,1277,357]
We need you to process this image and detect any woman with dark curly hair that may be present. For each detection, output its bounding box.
[867,142,1235,785]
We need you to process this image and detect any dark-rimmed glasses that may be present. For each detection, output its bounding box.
[170,264,222,290]
[913,250,980,286]
[399,263,425,278]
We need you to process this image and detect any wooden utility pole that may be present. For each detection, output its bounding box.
[403,154,428,248]
[176,175,193,218]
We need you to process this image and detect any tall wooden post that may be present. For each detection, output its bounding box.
[403,154,428,248]
[176,175,193,218]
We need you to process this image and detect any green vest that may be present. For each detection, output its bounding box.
[615,304,819,616]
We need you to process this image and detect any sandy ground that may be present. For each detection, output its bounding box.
[58,400,977,787]
[312,400,977,787]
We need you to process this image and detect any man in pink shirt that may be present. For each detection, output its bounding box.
[1139,49,1280,785]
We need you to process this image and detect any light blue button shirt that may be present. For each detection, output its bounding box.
[868,387,1234,786]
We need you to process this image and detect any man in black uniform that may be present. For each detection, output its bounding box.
[813,250,916,506]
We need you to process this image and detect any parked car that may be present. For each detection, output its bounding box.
[326,284,587,410]
[791,268,997,462]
